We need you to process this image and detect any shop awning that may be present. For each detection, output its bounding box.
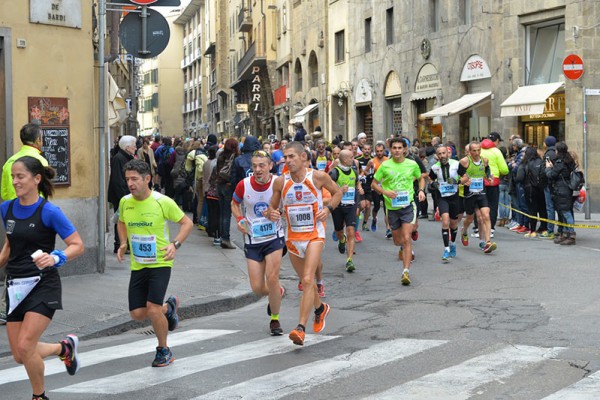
[500,82,564,117]
[410,90,438,101]
[421,91,492,118]
[290,103,319,124]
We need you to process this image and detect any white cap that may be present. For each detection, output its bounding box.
[357,132,367,139]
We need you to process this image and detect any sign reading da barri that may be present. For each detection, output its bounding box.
[30,0,82,29]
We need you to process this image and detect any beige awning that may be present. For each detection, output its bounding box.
[410,90,438,101]
[421,92,492,117]
[290,103,319,124]
[500,82,564,117]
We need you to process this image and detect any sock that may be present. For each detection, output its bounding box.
[445,246,450,252]
[296,324,305,332]
[450,228,458,242]
[442,229,449,247]
[315,303,325,315]
[403,268,409,274]
[271,313,279,321]
[347,257,352,262]
[59,341,69,358]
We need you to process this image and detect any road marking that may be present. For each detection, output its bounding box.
[364,344,565,399]
[542,370,600,399]
[0,329,237,386]
[191,338,447,400]
[53,334,338,394]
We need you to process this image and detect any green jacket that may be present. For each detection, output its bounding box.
[1,145,48,200]
[480,146,508,185]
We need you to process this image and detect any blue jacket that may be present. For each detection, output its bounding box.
[230,136,261,187]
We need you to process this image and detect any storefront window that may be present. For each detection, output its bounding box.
[527,21,565,85]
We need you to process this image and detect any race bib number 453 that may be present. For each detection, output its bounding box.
[131,234,157,263]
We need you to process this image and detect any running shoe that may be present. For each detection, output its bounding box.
[317,283,325,298]
[362,223,370,231]
[490,229,495,238]
[483,241,497,253]
[524,231,536,238]
[516,226,528,233]
[411,230,419,241]
[385,229,392,239]
[442,249,450,263]
[213,238,221,246]
[166,295,180,331]
[470,230,479,238]
[59,334,80,376]
[449,243,457,258]
[401,270,411,286]
[509,224,522,231]
[332,230,338,241]
[289,327,305,346]
[298,280,303,291]
[313,303,331,333]
[152,346,174,367]
[506,221,518,229]
[270,320,283,336]
[355,231,363,243]
[338,234,347,254]
[461,230,469,246]
[0,310,6,325]
[345,259,355,273]
[371,217,377,232]
[479,240,486,250]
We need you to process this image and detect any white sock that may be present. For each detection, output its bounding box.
[403,268,409,274]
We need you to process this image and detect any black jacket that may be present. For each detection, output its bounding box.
[545,158,574,211]
[107,148,134,207]
[230,136,261,188]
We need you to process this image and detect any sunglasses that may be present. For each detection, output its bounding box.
[252,150,271,160]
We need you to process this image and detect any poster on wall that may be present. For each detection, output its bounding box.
[28,97,71,186]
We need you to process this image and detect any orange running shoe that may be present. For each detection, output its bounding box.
[313,303,331,333]
[289,327,305,346]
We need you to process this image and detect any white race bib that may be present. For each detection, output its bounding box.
[250,217,277,238]
[341,187,356,205]
[7,276,41,315]
[131,234,157,264]
[469,177,484,193]
[391,190,410,208]
[439,182,458,197]
[316,160,327,171]
[287,205,315,233]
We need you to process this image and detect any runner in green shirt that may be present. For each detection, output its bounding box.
[117,160,193,368]
[372,137,425,286]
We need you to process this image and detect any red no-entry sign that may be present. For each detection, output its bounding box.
[563,54,584,80]
[129,0,159,5]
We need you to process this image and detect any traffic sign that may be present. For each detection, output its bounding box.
[562,54,584,80]
[129,0,158,4]
[585,88,600,96]
[119,8,170,58]
[109,0,181,6]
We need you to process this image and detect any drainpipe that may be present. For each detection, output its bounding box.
[98,0,107,272]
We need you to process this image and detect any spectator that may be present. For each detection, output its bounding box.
[539,135,558,239]
[545,142,577,245]
[215,138,240,249]
[136,139,157,189]
[497,146,511,226]
[507,138,529,233]
[204,145,220,243]
[293,123,307,142]
[516,146,547,237]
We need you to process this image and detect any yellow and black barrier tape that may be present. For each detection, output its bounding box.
[499,203,600,229]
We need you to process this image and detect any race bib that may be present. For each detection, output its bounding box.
[131,234,157,264]
[7,276,41,315]
[391,190,410,208]
[341,187,356,205]
[439,182,458,197]
[287,205,315,233]
[316,160,327,171]
[469,178,484,193]
[250,217,277,238]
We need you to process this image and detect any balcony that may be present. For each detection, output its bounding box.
[238,8,252,32]
[236,39,266,81]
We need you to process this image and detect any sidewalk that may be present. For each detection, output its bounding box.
[0,222,256,358]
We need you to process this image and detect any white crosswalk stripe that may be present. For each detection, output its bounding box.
[363,344,565,400]
[0,329,237,386]
[542,370,600,400]
[190,338,447,400]
[53,334,338,395]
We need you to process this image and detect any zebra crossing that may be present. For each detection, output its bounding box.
[1,328,599,399]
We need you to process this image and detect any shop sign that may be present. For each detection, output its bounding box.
[521,93,566,122]
[460,55,492,82]
[30,0,82,28]
[415,63,441,92]
[236,104,248,113]
[251,66,261,112]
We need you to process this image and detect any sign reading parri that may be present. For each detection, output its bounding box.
[30,0,82,29]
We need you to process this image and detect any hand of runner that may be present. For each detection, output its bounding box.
[316,207,329,222]
[418,190,426,202]
[116,244,127,263]
[161,243,176,261]
[32,251,53,269]
[265,208,280,222]
[237,218,249,234]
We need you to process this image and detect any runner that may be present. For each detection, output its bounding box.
[429,145,461,262]
[365,142,390,234]
[371,137,425,286]
[311,140,332,172]
[231,150,286,336]
[329,149,363,272]
[267,141,341,346]
[117,159,193,367]
[356,143,373,231]
[457,142,497,253]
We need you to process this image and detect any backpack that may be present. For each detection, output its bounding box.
[569,168,585,192]
[218,154,235,182]
[526,158,543,188]
[170,149,188,180]
[157,146,171,178]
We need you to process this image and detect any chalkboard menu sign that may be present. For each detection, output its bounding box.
[28,97,71,186]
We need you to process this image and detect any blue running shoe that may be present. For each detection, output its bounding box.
[385,229,392,239]
[152,346,174,367]
[478,240,486,250]
[371,217,377,232]
[449,243,457,258]
[166,295,180,331]
[442,249,450,263]
[332,230,338,241]
[60,334,80,376]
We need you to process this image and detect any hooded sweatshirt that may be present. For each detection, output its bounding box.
[230,135,261,187]
[480,138,509,186]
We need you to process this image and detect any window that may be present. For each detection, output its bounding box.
[459,0,471,25]
[151,93,159,108]
[386,8,393,45]
[526,21,565,85]
[295,59,302,92]
[151,69,158,84]
[430,0,440,32]
[309,52,318,88]
[365,17,372,53]
[335,30,345,63]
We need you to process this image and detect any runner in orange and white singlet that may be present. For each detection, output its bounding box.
[267,141,341,346]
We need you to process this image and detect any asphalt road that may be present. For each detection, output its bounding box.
[2,215,600,399]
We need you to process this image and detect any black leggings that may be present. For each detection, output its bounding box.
[525,187,547,232]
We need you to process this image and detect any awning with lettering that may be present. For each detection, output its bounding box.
[500,82,564,117]
[290,103,319,124]
[410,89,438,101]
[421,92,492,118]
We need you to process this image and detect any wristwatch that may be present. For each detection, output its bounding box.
[172,240,181,250]
[326,205,334,213]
